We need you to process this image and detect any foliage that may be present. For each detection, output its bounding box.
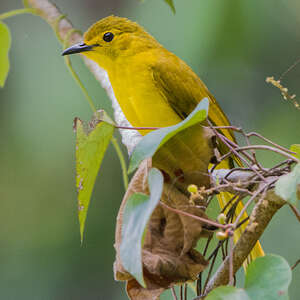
[128,98,209,173]
[275,163,300,206]
[120,168,164,287]
[206,255,291,300]
[75,111,114,242]
[1,2,299,300]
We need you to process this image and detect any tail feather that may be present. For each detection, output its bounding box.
[217,191,265,270]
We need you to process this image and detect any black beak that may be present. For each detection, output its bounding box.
[62,42,97,56]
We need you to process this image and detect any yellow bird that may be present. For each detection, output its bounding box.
[63,16,264,264]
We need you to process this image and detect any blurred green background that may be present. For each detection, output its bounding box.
[0,0,299,299]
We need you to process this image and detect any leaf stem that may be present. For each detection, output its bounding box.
[63,30,96,112]
[64,56,97,112]
[111,136,128,190]
[0,8,36,20]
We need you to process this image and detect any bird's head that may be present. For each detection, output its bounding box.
[62,16,159,70]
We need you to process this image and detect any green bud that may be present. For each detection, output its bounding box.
[217,213,226,225]
[187,184,198,194]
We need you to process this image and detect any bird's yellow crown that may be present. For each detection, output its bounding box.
[84,15,143,41]
[82,16,161,69]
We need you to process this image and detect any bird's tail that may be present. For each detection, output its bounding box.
[217,191,265,269]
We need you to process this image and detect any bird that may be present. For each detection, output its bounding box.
[62,15,264,265]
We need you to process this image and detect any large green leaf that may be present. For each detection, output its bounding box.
[128,98,209,173]
[75,111,114,242]
[245,254,291,300]
[0,21,11,87]
[206,255,291,300]
[120,168,164,287]
[164,0,176,13]
[275,163,300,206]
[206,286,250,300]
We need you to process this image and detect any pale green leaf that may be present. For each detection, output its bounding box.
[120,168,164,287]
[206,286,250,300]
[275,164,300,206]
[0,21,11,87]
[245,254,291,300]
[128,98,209,173]
[75,111,114,242]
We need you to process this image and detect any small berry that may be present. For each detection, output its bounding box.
[216,230,228,240]
[217,213,227,225]
[187,184,198,194]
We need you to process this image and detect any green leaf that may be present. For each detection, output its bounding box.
[75,111,114,242]
[206,255,291,300]
[245,254,291,300]
[275,163,300,206]
[0,21,11,87]
[206,286,250,300]
[290,144,300,160]
[120,168,164,287]
[128,98,209,173]
[164,0,176,13]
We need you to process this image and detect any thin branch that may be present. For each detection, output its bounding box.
[237,145,299,163]
[0,7,36,20]
[246,132,296,155]
[210,126,296,155]
[289,204,300,223]
[171,287,178,300]
[159,201,229,230]
[291,259,300,271]
[204,190,286,293]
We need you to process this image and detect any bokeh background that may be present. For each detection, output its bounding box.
[0,0,299,299]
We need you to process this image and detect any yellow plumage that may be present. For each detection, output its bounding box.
[64,15,264,265]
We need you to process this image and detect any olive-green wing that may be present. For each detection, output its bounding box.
[152,52,236,143]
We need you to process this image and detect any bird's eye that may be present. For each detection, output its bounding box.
[103,32,114,42]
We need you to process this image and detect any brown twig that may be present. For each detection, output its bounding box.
[210,126,296,155]
[289,204,300,223]
[204,190,286,293]
[159,201,229,230]
[291,259,300,270]
[208,121,267,182]
[236,145,299,163]
[279,58,300,80]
